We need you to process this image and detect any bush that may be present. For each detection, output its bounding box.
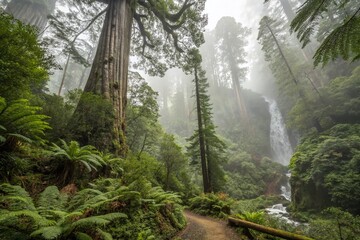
[189,193,233,218]
[0,12,53,101]
[0,181,186,240]
[290,124,360,214]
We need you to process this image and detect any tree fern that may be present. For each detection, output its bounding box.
[289,0,360,65]
[50,140,106,185]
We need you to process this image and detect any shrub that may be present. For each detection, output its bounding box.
[189,193,233,218]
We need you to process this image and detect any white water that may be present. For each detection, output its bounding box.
[264,97,293,166]
[264,98,297,224]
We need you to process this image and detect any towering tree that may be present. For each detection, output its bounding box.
[258,16,324,132]
[214,17,250,123]
[67,0,206,153]
[187,50,226,193]
[4,0,56,31]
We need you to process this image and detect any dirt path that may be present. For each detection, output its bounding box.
[176,211,242,240]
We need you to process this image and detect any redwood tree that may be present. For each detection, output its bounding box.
[69,0,206,153]
[4,0,56,31]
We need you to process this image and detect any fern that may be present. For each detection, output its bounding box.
[75,232,94,240]
[0,183,35,211]
[289,0,360,65]
[37,186,67,212]
[0,97,50,150]
[50,140,107,185]
[31,226,64,239]
[0,210,55,227]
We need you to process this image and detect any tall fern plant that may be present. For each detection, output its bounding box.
[50,140,106,186]
[0,97,50,181]
[0,97,50,151]
[0,184,127,240]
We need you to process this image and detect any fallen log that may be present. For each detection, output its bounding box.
[228,217,313,240]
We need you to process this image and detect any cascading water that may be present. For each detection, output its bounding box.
[264,97,298,224]
[264,97,293,166]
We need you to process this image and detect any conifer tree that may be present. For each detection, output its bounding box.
[4,0,56,32]
[53,0,206,154]
[186,49,226,193]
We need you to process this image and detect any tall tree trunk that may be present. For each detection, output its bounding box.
[5,0,56,32]
[83,0,133,154]
[194,67,210,193]
[279,0,295,22]
[58,54,71,96]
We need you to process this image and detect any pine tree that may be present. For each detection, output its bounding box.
[186,49,226,193]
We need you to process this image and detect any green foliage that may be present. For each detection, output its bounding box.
[67,92,114,151]
[235,211,266,225]
[50,140,106,186]
[186,49,227,193]
[0,97,50,181]
[0,12,53,101]
[127,72,162,155]
[0,182,185,240]
[37,92,76,142]
[224,152,287,199]
[290,124,360,214]
[290,0,360,65]
[288,65,360,134]
[158,134,190,192]
[189,193,233,218]
[306,208,360,240]
[0,97,50,151]
[233,195,284,214]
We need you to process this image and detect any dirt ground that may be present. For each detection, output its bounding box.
[175,211,243,240]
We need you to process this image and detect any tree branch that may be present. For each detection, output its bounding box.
[134,12,155,54]
[67,7,107,48]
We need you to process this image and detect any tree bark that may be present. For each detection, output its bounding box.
[83,0,133,153]
[194,67,210,193]
[5,0,56,32]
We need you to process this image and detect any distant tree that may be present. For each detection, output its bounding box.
[158,134,187,191]
[126,72,161,156]
[258,16,324,132]
[214,17,251,123]
[4,0,56,32]
[186,49,226,193]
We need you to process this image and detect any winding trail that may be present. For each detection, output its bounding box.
[176,211,242,240]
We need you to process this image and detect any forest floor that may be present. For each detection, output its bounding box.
[175,211,242,240]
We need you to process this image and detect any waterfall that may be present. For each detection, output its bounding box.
[264,97,293,166]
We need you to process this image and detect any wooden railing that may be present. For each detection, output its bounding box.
[228,217,314,240]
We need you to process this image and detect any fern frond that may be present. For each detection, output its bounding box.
[37,186,67,212]
[0,183,35,211]
[96,228,113,240]
[31,226,63,239]
[0,210,55,227]
[75,232,93,240]
[314,13,360,66]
